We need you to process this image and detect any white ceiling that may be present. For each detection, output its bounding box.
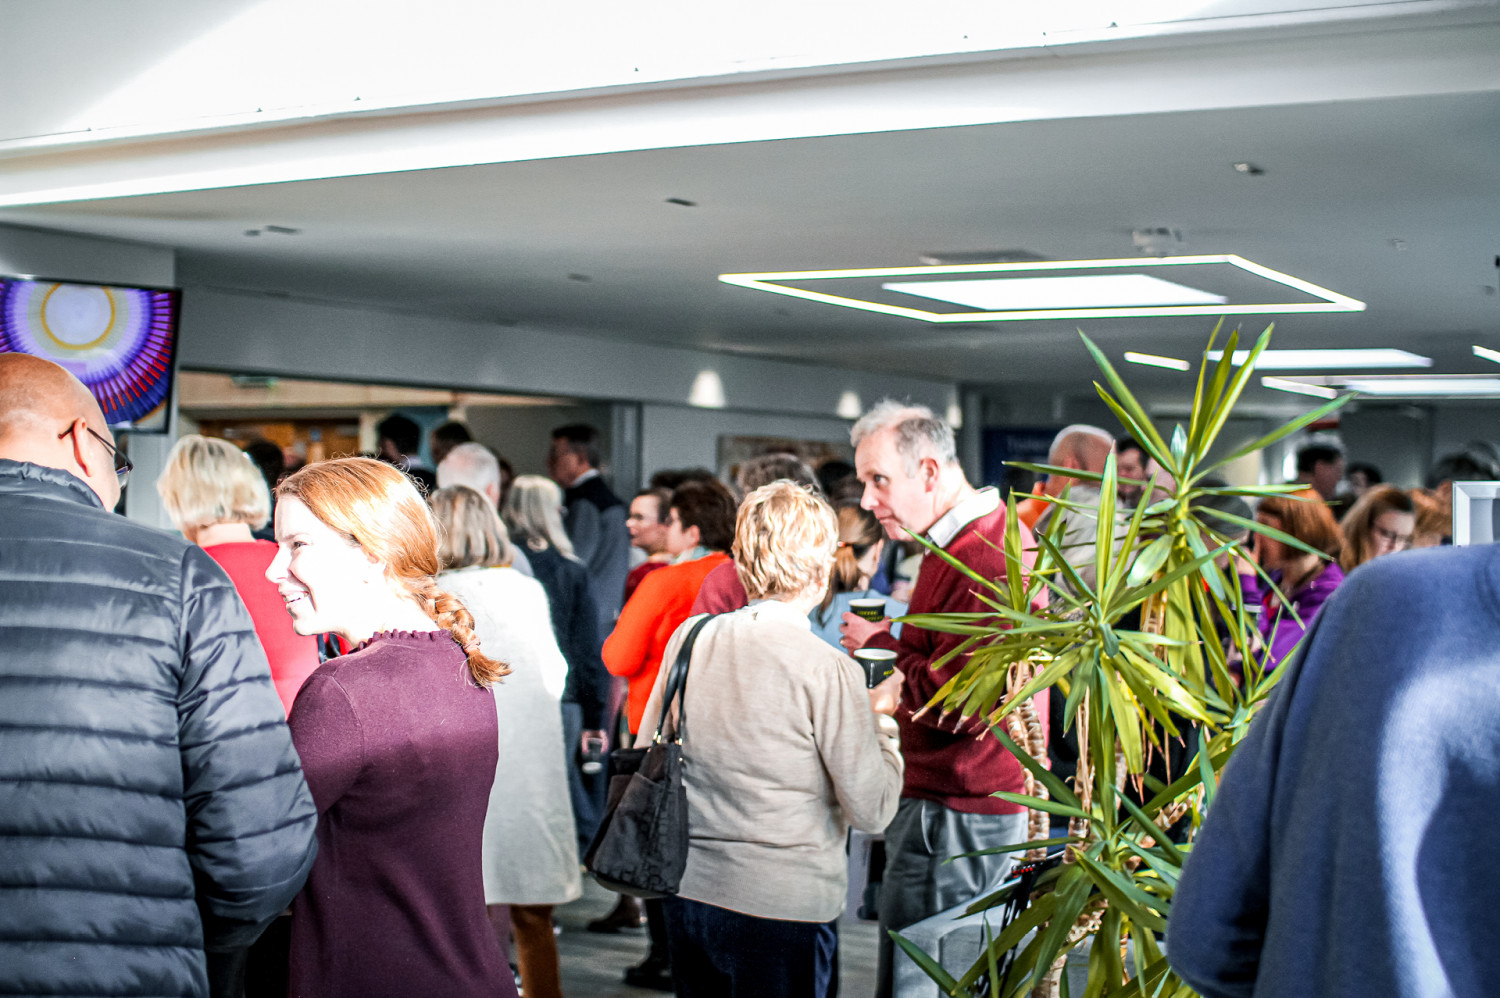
[3,81,1499,407]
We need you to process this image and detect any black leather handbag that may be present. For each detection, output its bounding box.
[584,613,716,898]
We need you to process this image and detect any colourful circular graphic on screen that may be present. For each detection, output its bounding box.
[0,280,177,428]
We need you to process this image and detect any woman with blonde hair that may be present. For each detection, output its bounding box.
[505,473,577,558]
[809,501,908,650]
[430,485,580,998]
[156,433,318,714]
[266,457,514,998]
[1339,484,1415,572]
[504,475,612,806]
[636,481,904,997]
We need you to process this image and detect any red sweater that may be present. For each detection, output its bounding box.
[863,498,1048,815]
[604,552,731,733]
[690,559,748,614]
[204,540,321,716]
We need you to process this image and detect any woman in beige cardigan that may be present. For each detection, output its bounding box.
[635,481,905,998]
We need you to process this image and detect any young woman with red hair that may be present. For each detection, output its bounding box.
[1240,494,1346,669]
[266,457,515,998]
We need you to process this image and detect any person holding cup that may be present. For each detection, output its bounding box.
[809,501,909,651]
[635,480,904,998]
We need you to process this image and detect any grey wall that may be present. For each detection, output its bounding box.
[1338,404,1434,488]
[462,402,616,480]
[178,287,956,421]
[640,404,855,485]
[1432,405,1500,478]
[0,224,178,528]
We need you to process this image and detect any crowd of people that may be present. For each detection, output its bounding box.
[2,348,1497,998]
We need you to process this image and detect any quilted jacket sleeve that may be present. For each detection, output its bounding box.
[176,547,318,951]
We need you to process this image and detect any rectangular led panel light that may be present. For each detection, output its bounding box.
[1263,376,1339,399]
[1124,351,1191,371]
[1337,377,1500,396]
[884,274,1228,310]
[1210,348,1431,369]
[719,255,1365,322]
[1265,375,1500,398]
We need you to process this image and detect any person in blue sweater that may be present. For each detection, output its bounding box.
[1169,543,1500,998]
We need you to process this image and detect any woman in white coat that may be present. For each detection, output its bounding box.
[430,486,582,998]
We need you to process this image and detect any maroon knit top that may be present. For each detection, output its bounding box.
[286,630,513,998]
[863,504,1050,815]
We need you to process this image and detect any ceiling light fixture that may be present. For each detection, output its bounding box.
[1263,374,1500,398]
[1473,345,1500,365]
[718,255,1365,322]
[1124,351,1191,371]
[888,275,1226,311]
[1263,377,1339,399]
[1208,348,1431,370]
[1336,376,1500,397]
[688,370,726,408]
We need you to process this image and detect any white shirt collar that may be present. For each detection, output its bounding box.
[743,598,814,630]
[925,486,1002,549]
[570,468,601,487]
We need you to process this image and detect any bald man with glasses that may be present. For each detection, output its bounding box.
[0,353,318,998]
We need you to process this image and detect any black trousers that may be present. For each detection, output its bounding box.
[662,896,838,998]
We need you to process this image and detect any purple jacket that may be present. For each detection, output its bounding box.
[1240,562,1345,668]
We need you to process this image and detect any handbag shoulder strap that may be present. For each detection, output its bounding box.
[652,613,716,744]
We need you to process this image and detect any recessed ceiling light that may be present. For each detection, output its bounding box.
[1208,348,1431,370]
[1337,376,1500,397]
[718,255,1365,323]
[1124,351,1191,371]
[1473,345,1500,365]
[1265,374,1500,398]
[1263,377,1339,399]
[886,275,1226,311]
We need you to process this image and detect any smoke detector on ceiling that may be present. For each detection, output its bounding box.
[1132,227,1185,256]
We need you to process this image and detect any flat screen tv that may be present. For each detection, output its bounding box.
[0,274,180,433]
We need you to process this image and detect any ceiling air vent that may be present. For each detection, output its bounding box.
[918,249,1049,266]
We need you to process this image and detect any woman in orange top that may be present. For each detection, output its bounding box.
[603,478,737,735]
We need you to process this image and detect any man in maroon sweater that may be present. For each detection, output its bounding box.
[840,400,1047,998]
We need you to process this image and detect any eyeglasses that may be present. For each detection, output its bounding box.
[1370,524,1412,549]
[59,423,133,487]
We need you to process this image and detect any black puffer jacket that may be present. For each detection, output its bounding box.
[0,460,318,997]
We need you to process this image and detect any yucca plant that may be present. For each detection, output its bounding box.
[891,324,1351,997]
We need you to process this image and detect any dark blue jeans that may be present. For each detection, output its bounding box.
[560,701,604,853]
[662,897,838,998]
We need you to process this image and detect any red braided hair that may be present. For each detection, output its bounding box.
[277,457,508,686]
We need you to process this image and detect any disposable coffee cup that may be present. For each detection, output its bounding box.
[849,597,887,622]
[853,648,898,689]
